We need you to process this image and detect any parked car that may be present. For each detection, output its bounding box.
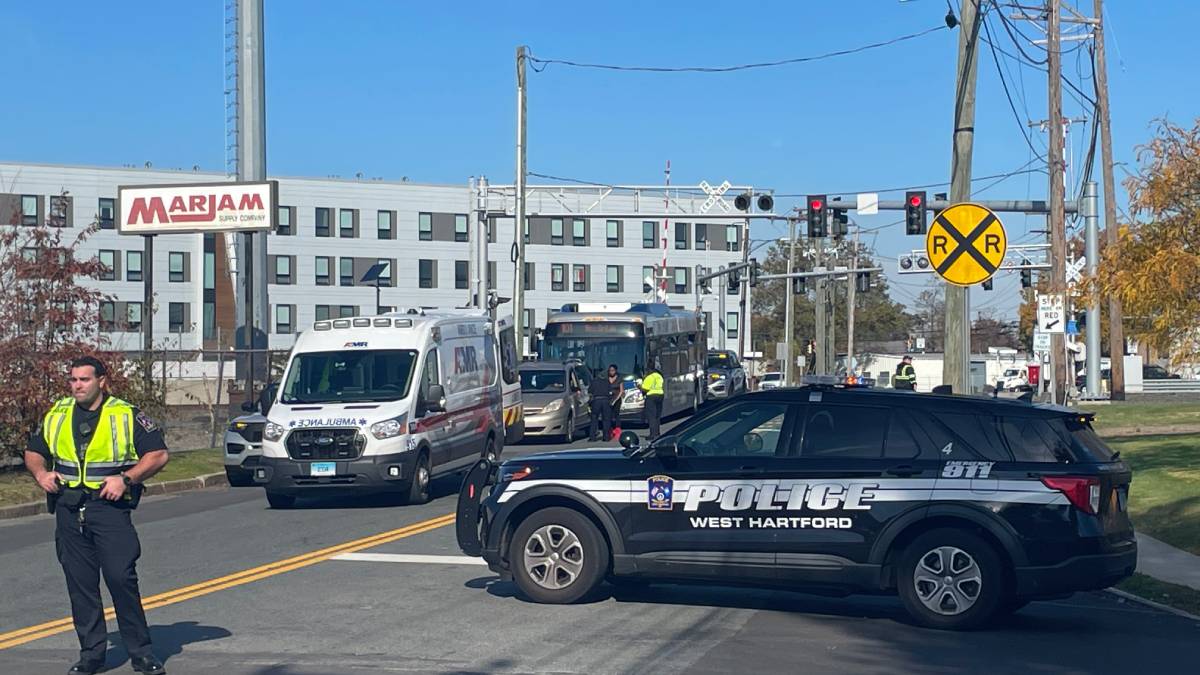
[223,383,276,487]
[1143,364,1180,380]
[519,360,592,442]
[758,371,784,390]
[704,350,747,400]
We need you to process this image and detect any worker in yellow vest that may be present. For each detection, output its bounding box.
[25,356,170,675]
[639,361,666,441]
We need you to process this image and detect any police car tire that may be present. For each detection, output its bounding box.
[403,451,432,505]
[510,507,609,604]
[265,491,295,509]
[897,528,1005,630]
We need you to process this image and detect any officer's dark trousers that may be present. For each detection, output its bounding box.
[644,395,664,440]
[590,399,613,441]
[55,498,153,662]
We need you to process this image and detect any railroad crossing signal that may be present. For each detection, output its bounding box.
[925,202,1007,286]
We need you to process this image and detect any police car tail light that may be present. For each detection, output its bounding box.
[263,421,285,442]
[1041,476,1101,514]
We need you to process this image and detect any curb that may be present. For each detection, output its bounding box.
[0,472,230,521]
[1105,588,1200,622]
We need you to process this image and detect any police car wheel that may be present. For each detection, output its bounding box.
[403,452,432,505]
[265,491,295,509]
[510,508,608,604]
[897,529,1004,630]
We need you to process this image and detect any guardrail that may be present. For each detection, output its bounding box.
[1142,379,1200,393]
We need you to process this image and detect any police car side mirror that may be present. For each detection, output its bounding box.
[241,401,256,413]
[426,384,447,413]
[652,436,679,458]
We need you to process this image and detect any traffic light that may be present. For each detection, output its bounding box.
[792,276,806,294]
[1020,262,1032,288]
[728,266,742,286]
[982,277,993,291]
[698,266,712,294]
[807,195,827,238]
[905,191,927,235]
[855,272,871,293]
[749,259,760,287]
[831,208,848,237]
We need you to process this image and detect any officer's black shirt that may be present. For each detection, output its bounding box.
[28,395,168,461]
[587,375,611,400]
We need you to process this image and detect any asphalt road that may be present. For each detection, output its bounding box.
[2,430,1197,675]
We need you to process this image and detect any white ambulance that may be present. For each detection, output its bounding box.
[254,310,506,508]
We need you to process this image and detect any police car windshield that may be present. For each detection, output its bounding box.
[706,354,733,369]
[281,349,418,404]
[520,370,566,393]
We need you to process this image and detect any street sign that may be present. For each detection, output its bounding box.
[856,192,879,216]
[1037,293,1065,334]
[925,202,1007,286]
[916,337,926,350]
[1033,331,1051,353]
[776,342,788,362]
[698,180,733,214]
[1066,320,1079,336]
[1066,256,1086,286]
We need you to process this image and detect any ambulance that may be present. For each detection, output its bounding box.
[254,310,510,508]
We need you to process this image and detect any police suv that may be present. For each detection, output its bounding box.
[456,383,1136,630]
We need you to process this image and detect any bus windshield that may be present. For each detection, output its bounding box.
[281,349,418,404]
[542,336,646,378]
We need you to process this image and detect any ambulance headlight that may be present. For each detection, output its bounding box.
[263,421,285,442]
[370,415,408,440]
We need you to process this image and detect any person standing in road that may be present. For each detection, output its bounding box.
[25,356,170,675]
[894,355,917,391]
[805,339,817,375]
[606,364,623,439]
[587,366,614,442]
[639,361,665,441]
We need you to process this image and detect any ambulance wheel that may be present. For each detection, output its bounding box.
[897,528,1005,630]
[510,507,608,604]
[402,451,431,505]
[265,491,295,509]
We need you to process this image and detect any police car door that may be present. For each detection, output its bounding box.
[632,400,795,581]
[771,400,937,571]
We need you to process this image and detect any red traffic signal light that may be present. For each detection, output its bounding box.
[806,194,827,238]
[810,198,823,211]
[909,194,923,208]
[905,190,927,235]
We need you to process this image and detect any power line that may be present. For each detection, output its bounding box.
[983,13,1048,159]
[775,164,1045,198]
[527,25,949,74]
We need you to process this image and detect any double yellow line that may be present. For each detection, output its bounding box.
[0,512,455,650]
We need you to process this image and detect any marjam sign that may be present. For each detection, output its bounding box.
[117,181,278,234]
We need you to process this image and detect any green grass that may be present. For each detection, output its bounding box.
[0,449,224,509]
[1117,574,1200,617]
[1105,434,1200,556]
[1087,402,1200,435]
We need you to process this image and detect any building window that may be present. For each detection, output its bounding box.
[98,250,116,281]
[703,311,713,338]
[275,305,294,334]
[642,221,656,248]
[378,210,394,239]
[203,301,215,340]
[695,224,708,250]
[126,251,143,282]
[315,305,331,322]
[126,302,143,331]
[49,196,69,227]
[340,257,355,286]
[726,224,740,252]
[419,259,436,288]
[523,308,534,332]
[21,195,38,226]
[551,264,565,292]
[277,206,292,235]
[573,265,588,292]
[675,222,688,250]
[642,266,655,293]
[488,261,497,290]
[376,259,392,287]
[606,220,621,247]
[315,256,331,286]
[674,267,688,294]
[275,256,292,285]
[168,252,186,282]
[338,305,357,318]
[315,207,331,237]
[524,262,534,291]
[551,218,564,246]
[418,212,432,241]
[339,209,356,238]
[572,218,586,246]
[20,247,37,263]
[726,311,739,340]
[455,214,468,242]
[168,302,187,333]
[99,301,116,331]
[522,218,530,244]
[606,266,621,293]
[204,251,215,290]
[455,260,469,289]
[98,198,115,230]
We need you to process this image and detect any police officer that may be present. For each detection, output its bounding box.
[587,366,614,442]
[25,356,169,675]
[639,361,665,441]
[894,355,917,391]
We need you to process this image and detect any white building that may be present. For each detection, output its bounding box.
[1,161,758,355]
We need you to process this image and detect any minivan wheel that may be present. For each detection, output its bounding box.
[562,412,576,443]
[265,491,295,509]
[402,451,431,505]
[897,528,1004,630]
[510,507,609,604]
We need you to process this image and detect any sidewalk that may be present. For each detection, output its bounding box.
[1137,533,1200,591]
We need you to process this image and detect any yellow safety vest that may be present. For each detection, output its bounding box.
[895,364,916,383]
[640,372,665,397]
[42,396,138,490]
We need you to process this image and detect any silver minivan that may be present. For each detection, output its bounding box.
[518,360,591,442]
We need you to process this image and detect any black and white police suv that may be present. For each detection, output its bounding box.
[457,384,1137,629]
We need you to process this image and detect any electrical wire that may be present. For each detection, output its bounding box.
[983,13,1047,159]
[526,25,949,74]
[773,164,1045,198]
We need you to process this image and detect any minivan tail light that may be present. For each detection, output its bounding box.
[1041,476,1100,514]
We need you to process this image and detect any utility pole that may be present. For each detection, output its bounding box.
[513,45,528,354]
[944,0,982,394]
[783,217,796,385]
[238,0,268,399]
[1084,181,1101,396]
[814,239,827,375]
[827,238,837,374]
[1048,0,1068,404]
[1093,0,1125,399]
[718,267,727,351]
[737,217,750,358]
[846,226,859,375]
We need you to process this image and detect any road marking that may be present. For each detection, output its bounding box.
[0,512,455,650]
[332,552,488,565]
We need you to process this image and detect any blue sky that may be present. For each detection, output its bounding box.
[2,0,1196,319]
